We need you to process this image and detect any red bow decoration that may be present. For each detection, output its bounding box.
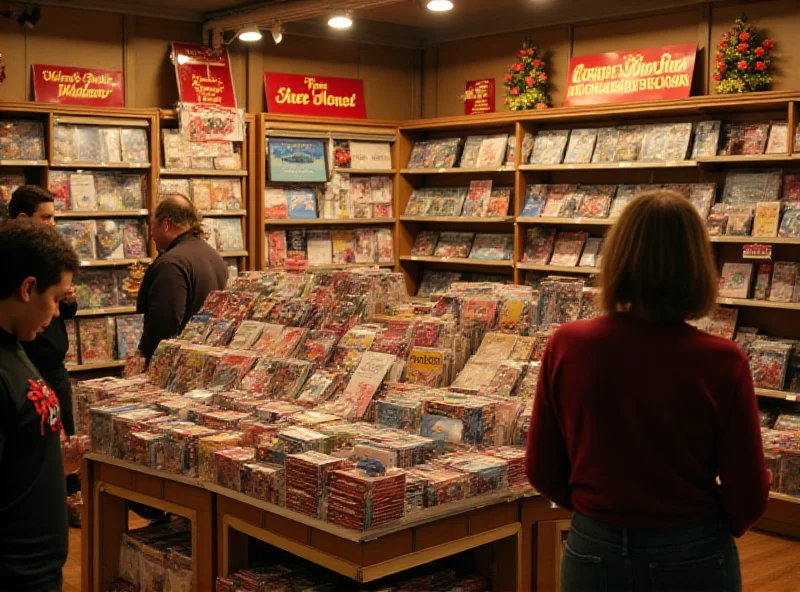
[26,379,61,436]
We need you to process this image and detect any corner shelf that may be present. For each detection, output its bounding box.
[399,255,513,268]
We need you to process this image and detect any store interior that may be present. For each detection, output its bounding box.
[1,0,799,590]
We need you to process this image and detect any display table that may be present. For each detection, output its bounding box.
[82,453,573,591]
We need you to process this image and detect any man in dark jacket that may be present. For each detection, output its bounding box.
[137,195,227,362]
[9,186,78,437]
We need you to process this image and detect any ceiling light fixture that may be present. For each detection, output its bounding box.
[426,0,453,11]
[328,8,353,29]
[271,20,283,44]
[238,24,262,42]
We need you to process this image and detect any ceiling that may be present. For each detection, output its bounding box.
[37,0,720,46]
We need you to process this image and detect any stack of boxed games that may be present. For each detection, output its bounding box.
[326,466,407,530]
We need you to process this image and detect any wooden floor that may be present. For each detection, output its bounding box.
[63,525,799,591]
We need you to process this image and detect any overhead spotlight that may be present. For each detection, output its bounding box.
[238,24,262,42]
[17,7,41,29]
[427,0,453,11]
[328,8,353,29]
[271,20,283,44]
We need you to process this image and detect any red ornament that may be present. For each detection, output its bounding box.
[26,379,62,436]
[525,76,535,86]
[512,63,524,72]
[532,59,542,68]
[755,47,765,57]
[737,60,749,70]
[718,63,727,73]
[510,87,520,96]
[755,61,766,71]
[763,39,774,50]
[739,32,751,42]
[526,48,535,56]
[717,41,727,50]
[713,74,721,82]
[737,43,748,53]
[504,73,513,82]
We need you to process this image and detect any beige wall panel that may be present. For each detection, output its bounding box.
[711,0,800,93]
[434,27,569,117]
[227,44,248,110]
[26,8,123,100]
[357,44,416,120]
[572,10,700,56]
[0,20,28,102]
[421,47,439,119]
[132,17,201,109]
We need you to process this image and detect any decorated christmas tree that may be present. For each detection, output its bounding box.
[714,13,774,94]
[504,40,552,111]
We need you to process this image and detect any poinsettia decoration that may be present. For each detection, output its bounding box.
[713,13,773,94]
[504,40,552,111]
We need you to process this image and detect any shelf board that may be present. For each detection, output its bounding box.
[710,236,800,245]
[67,360,126,373]
[717,298,800,311]
[399,255,514,268]
[770,492,800,504]
[0,159,48,167]
[219,250,249,258]
[75,306,137,317]
[306,262,395,270]
[520,160,697,171]
[79,258,152,268]
[517,262,598,274]
[57,209,149,218]
[755,388,799,402]
[517,216,615,226]
[159,168,247,177]
[336,168,396,175]
[401,216,515,224]
[697,154,795,165]
[199,210,246,217]
[401,167,515,175]
[51,161,151,169]
[264,218,396,227]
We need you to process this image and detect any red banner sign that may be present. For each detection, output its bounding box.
[564,43,697,107]
[464,79,495,116]
[264,73,367,119]
[31,64,124,107]
[171,42,237,108]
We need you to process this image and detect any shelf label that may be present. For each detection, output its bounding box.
[743,244,773,260]
[787,394,798,402]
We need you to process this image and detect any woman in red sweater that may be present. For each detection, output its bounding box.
[526,190,770,592]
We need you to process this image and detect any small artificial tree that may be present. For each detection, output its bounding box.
[504,40,552,111]
[713,13,774,94]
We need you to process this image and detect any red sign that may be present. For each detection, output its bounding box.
[743,244,773,260]
[32,64,124,107]
[564,43,697,107]
[171,42,237,108]
[264,73,367,119]
[464,79,495,116]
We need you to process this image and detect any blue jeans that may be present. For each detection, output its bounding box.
[561,512,742,592]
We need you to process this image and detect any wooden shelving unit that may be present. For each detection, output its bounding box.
[79,258,153,268]
[255,114,400,271]
[56,209,149,218]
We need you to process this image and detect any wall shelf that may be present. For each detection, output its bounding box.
[264,218,396,227]
[400,255,513,268]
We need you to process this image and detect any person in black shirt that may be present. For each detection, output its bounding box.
[0,219,79,592]
[9,186,78,437]
[137,194,227,362]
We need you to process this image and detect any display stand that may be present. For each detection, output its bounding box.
[157,110,256,272]
[82,454,584,591]
[255,114,399,271]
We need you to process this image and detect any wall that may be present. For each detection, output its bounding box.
[0,5,419,120]
[423,0,800,118]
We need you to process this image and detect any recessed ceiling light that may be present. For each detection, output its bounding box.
[328,8,353,29]
[271,20,283,44]
[427,0,454,11]
[238,24,262,42]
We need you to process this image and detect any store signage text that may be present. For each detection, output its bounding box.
[464,79,495,115]
[32,64,124,107]
[564,43,697,107]
[264,73,367,119]
[172,42,237,108]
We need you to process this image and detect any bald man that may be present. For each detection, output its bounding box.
[137,195,227,362]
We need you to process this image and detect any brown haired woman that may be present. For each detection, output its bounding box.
[525,191,770,592]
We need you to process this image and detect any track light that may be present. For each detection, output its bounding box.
[427,0,454,11]
[271,20,283,44]
[238,24,262,42]
[328,8,353,29]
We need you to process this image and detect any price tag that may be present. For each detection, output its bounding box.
[618,162,633,168]
[438,168,447,173]
[743,244,773,260]
[787,394,798,402]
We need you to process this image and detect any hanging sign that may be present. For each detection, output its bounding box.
[171,42,237,108]
[742,244,773,260]
[31,64,124,107]
[264,73,367,119]
[464,79,495,115]
[564,43,697,107]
